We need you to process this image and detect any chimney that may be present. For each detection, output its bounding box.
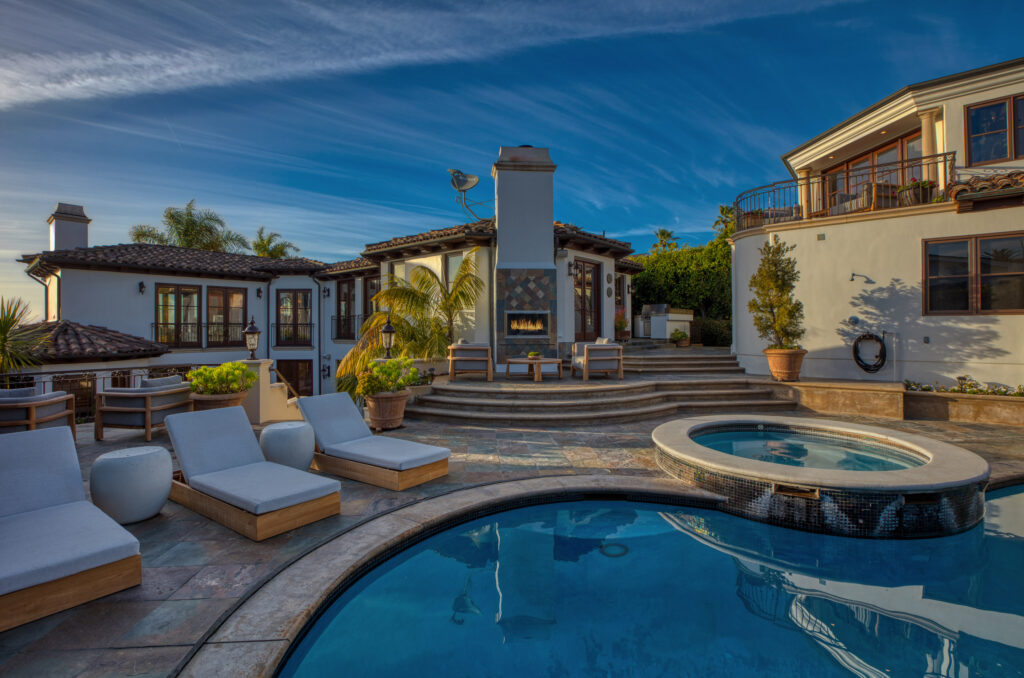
[48,203,90,251]
[492,146,556,269]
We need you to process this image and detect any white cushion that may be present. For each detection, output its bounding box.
[595,336,611,344]
[0,427,85,518]
[165,407,264,481]
[325,435,449,471]
[0,501,139,595]
[188,461,340,515]
[297,393,372,449]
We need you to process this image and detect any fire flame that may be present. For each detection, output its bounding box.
[510,316,545,332]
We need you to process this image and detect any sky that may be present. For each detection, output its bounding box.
[1,0,1022,313]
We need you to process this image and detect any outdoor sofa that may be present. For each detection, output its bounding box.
[448,342,493,381]
[0,387,76,437]
[95,375,193,441]
[164,406,340,541]
[298,392,450,491]
[570,340,624,381]
[0,426,140,632]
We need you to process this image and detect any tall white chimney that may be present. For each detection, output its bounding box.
[492,146,556,269]
[48,203,90,251]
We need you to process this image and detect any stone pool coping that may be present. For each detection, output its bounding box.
[177,474,725,677]
[653,414,991,492]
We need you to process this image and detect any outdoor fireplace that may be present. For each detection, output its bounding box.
[506,311,550,338]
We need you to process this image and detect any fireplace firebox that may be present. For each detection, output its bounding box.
[506,311,550,338]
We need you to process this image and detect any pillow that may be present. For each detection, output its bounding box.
[0,387,36,398]
[140,375,183,388]
[595,337,611,345]
[457,338,469,345]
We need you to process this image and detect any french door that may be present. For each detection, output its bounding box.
[574,260,601,342]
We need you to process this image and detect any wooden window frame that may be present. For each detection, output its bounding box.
[443,251,464,289]
[335,279,356,340]
[155,283,202,348]
[573,258,603,341]
[822,131,921,209]
[922,229,1024,316]
[206,286,247,347]
[275,288,313,346]
[964,94,1024,167]
[363,276,380,317]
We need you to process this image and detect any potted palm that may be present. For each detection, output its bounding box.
[748,238,807,381]
[187,362,257,410]
[356,357,420,430]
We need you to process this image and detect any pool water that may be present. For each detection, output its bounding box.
[279,489,1024,677]
[691,429,926,471]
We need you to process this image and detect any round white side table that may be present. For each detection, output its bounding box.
[260,421,316,470]
[90,446,173,524]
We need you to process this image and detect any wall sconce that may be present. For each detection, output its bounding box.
[322,287,331,299]
[138,281,146,295]
[320,364,332,379]
[256,288,263,299]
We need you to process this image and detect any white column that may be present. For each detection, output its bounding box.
[796,167,812,220]
[918,109,938,182]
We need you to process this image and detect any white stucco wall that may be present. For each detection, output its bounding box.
[939,80,1024,170]
[732,205,1024,386]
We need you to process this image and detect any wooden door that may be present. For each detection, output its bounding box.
[574,260,600,342]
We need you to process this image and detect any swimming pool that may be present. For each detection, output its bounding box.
[278,488,1024,677]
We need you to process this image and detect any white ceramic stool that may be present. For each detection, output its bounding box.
[90,446,173,524]
[260,421,316,470]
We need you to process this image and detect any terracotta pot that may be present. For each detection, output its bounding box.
[190,391,250,411]
[675,338,690,348]
[365,389,410,430]
[763,349,807,381]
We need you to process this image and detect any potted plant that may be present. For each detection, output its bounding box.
[356,357,419,430]
[670,328,690,347]
[748,238,807,381]
[897,178,936,206]
[187,362,258,410]
[527,351,542,360]
[614,309,630,341]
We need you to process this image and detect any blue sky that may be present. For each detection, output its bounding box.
[1,0,1022,312]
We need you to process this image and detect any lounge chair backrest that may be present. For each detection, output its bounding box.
[0,387,36,398]
[140,375,183,388]
[165,406,263,481]
[297,393,371,448]
[0,426,85,518]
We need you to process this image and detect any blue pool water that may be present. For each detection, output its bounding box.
[691,429,926,471]
[279,489,1024,677]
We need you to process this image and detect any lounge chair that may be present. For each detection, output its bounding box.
[95,375,193,442]
[298,392,450,491]
[448,342,493,381]
[0,388,76,437]
[570,340,624,381]
[164,406,340,541]
[0,427,140,632]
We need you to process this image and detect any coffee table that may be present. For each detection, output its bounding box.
[505,358,563,382]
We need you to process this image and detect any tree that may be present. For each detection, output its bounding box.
[747,238,805,349]
[252,226,299,258]
[129,200,249,253]
[651,228,679,253]
[0,297,46,380]
[712,204,735,239]
[336,248,485,391]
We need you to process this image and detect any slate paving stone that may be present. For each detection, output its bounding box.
[76,646,191,678]
[114,599,237,647]
[170,564,273,600]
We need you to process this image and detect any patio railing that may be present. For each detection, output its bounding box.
[332,314,364,341]
[733,152,957,232]
[273,322,314,347]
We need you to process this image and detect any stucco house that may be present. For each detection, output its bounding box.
[731,57,1024,386]
[16,146,638,396]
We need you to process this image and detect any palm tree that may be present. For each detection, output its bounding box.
[0,297,46,382]
[336,248,485,390]
[129,200,249,253]
[252,226,299,258]
[651,228,678,253]
[713,205,735,239]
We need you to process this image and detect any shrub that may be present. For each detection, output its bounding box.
[356,357,420,398]
[700,318,732,347]
[188,362,257,395]
[670,328,689,343]
[904,375,1024,397]
[614,309,628,332]
[748,239,805,349]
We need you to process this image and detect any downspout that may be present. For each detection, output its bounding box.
[265,278,272,360]
[25,258,50,319]
[314,278,322,396]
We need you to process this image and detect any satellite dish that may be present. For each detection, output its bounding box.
[447,168,491,221]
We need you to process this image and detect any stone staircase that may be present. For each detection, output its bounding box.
[405,378,795,425]
[622,352,745,375]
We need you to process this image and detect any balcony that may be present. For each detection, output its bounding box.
[332,314,365,341]
[152,322,201,348]
[734,152,956,232]
[273,322,314,347]
[205,322,246,347]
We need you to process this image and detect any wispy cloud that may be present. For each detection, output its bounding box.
[0,0,854,110]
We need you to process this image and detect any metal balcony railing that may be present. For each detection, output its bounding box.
[273,322,314,347]
[205,322,247,347]
[733,152,957,232]
[152,322,201,348]
[332,314,364,341]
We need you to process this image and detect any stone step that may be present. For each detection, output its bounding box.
[416,388,776,413]
[623,365,745,374]
[430,379,753,401]
[622,354,738,363]
[405,398,796,425]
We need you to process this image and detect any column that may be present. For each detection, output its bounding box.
[796,168,812,220]
[918,109,938,182]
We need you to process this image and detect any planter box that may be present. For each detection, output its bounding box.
[904,391,1024,426]
[897,185,935,207]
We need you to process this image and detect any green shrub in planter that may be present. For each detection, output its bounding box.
[187,362,257,395]
[670,329,689,343]
[356,357,419,398]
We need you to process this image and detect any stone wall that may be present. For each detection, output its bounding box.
[495,269,558,363]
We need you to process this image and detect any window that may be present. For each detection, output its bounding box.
[966,95,1024,166]
[364,276,380,317]
[614,275,625,307]
[822,131,921,212]
[206,287,246,346]
[444,252,464,289]
[275,359,313,397]
[276,289,312,345]
[924,232,1024,314]
[335,279,356,340]
[155,284,200,347]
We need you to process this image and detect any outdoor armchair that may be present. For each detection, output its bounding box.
[95,375,193,442]
[298,392,450,491]
[570,341,624,381]
[0,426,140,632]
[0,388,76,437]
[448,342,493,382]
[164,406,340,541]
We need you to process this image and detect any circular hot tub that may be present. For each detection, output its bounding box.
[652,415,990,538]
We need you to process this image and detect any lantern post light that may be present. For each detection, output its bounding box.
[381,315,396,360]
[243,317,261,360]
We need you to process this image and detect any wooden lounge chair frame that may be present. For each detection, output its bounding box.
[0,554,141,633]
[447,344,493,382]
[311,449,448,491]
[0,392,76,438]
[570,344,624,382]
[169,471,339,541]
[95,384,193,442]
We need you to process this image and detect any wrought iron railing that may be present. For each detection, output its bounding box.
[332,314,364,341]
[152,322,201,348]
[273,322,314,346]
[205,322,246,347]
[733,152,957,232]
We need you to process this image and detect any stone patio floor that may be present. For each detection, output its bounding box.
[1,411,1022,677]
